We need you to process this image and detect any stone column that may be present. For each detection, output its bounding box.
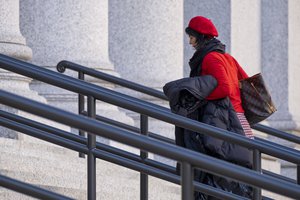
[184,0,231,76]
[231,0,269,140]
[231,0,261,75]
[20,0,134,145]
[109,0,183,164]
[261,1,299,192]
[276,0,300,187]
[109,0,183,90]
[20,0,115,106]
[288,0,300,132]
[0,0,35,139]
[261,0,297,131]
[0,0,32,60]
[0,0,73,141]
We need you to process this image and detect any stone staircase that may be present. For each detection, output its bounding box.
[1,118,297,200]
[0,135,180,200]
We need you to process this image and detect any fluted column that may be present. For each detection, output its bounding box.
[20,0,134,145]
[20,1,112,68]
[0,0,35,139]
[20,0,115,105]
[109,0,183,164]
[184,0,231,76]
[231,0,269,142]
[288,0,300,132]
[0,0,32,60]
[231,0,261,75]
[260,1,299,191]
[261,0,297,131]
[110,0,183,89]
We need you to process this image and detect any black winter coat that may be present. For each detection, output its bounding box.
[163,75,253,199]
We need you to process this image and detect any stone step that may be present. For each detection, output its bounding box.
[0,142,78,161]
[0,137,76,159]
[0,189,36,200]
[0,176,180,200]
[0,137,180,200]
[1,152,142,183]
[148,176,180,200]
[1,153,180,200]
[1,169,86,189]
[0,139,154,180]
[0,185,86,200]
[280,160,297,181]
[0,151,86,172]
[1,166,141,197]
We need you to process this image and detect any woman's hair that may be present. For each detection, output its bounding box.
[185,27,213,50]
[185,27,203,39]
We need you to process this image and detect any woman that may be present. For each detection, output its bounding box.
[186,16,254,139]
[163,16,254,199]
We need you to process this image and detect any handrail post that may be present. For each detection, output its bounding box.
[78,71,86,158]
[87,96,96,200]
[297,164,300,185]
[181,161,193,200]
[140,114,148,200]
[253,149,261,200]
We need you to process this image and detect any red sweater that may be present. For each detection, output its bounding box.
[200,52,248,113]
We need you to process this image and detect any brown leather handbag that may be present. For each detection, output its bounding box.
[239,73,277,125]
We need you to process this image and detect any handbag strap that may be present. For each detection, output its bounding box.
[231,56,248,88]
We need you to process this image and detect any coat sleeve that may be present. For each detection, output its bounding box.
[163,76,217,116]
[201,53,230,100]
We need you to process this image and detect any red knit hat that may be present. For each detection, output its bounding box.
[188,16,218,37]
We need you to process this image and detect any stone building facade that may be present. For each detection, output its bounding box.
[1,0,299,134]
[0,0,299,199]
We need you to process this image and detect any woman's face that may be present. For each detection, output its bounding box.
[188,35,197,48]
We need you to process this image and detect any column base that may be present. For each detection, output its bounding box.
[0,42,32,60]
[265,111,298,131]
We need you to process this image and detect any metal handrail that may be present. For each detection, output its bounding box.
[1,54,300,199]
[57,59,300,199]
[57,60,168,100]
[86,111,300,158]
[0,54,299,164]
[0,109,175,174]
[0,175,74,200]
[57,60,300,145]
[0,89,300,199]
[253,123,300,144]
[1,109,295,186]
[82,111,174,144]
[0,111,246,200]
